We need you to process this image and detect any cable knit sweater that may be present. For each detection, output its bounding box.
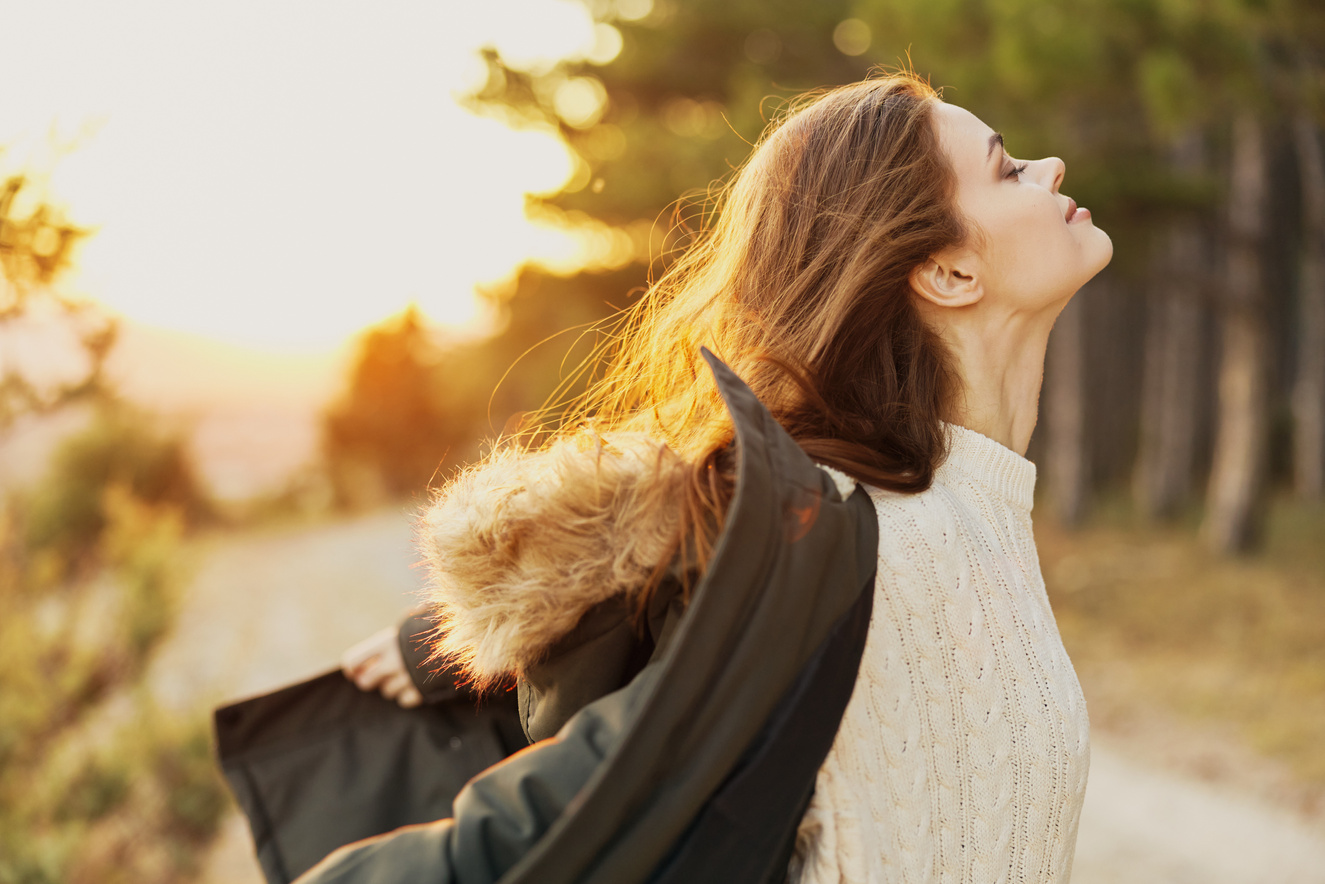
[792,423,1091,884]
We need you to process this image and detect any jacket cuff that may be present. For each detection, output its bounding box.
[397,608,461,704]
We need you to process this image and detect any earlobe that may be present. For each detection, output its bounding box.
[909,256,984,309]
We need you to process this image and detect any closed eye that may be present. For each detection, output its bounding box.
[1005,162,1029,180]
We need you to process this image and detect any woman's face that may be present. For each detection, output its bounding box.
[930,101,1113,312]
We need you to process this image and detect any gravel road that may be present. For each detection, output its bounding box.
[143,509,1325,884]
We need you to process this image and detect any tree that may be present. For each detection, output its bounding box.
[456,0,1325,548]
[1044,293,1089,526]
[0,158,224,884]
[0,172,115,430]
[1204,114,1272,552]
[322,307,467,505]
[1292,115,1325,500]
[1134,132,1212,521]
[465,0,1187,525]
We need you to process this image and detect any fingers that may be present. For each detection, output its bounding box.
[341,626,398,675]
[342,624,425,707]
[350,653,394,691]
[396,685,423,708]
[373,668,424,708]
[380,670,412,699]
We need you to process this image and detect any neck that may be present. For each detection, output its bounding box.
[925,298,1065,456]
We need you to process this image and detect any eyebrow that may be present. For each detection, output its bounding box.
[987,132,1004,163]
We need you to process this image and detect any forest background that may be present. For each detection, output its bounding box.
[3,0,1325,880]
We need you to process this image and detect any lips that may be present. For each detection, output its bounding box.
[1065,198,1078,223]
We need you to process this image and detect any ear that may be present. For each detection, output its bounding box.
[909,250,985,310]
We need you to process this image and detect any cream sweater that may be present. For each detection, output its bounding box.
[794,423,1091,884]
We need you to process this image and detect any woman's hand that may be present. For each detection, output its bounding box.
[341,625,424,708]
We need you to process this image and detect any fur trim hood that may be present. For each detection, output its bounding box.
[416,433,686,688]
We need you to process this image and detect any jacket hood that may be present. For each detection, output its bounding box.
[416,432,686,689]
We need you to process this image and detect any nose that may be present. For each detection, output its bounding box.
[1039,156,1066,192]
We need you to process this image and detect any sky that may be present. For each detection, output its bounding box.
[2,0,620,352]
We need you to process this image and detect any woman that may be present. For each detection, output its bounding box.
[344,71,1111,883]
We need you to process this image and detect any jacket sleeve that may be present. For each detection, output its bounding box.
[406,586,677,742]
[517,592,663,742]
[293,671,639,884]
[284,350,879,884]
[397,608,462,704]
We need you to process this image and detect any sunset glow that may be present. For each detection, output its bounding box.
[3,0,609,352]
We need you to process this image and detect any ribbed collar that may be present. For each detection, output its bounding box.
[935,421,1037,513]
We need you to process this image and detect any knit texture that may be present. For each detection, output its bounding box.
[792,423,1091,884]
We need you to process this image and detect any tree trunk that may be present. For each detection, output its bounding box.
[1203,114,1271,553]
[1292,115,1325,501]
[1046,288,1089,526]
[1135,132,1206,520]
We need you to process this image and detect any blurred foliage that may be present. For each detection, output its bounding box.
[0,173,84,298]
[0,171,115,430]
[332,0,1325,519]
[323,268,640,505]
[1,482,179,768]
[448,0,1325,437]
[463,0,1325,269]
[323,307,475,506]
[457,0,1325,559]
[1,160,224,880]
[0,458,224,883]
[18,405,210,577]
[0,701,228,884]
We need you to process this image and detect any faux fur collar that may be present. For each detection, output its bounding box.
[416,433,685,689]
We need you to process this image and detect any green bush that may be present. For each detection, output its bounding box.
[20,405,208,571]
[0,702,229,884]
[322,306,476,505]
[0,408,221,883]
[152,717,230,842]
[54,755,132,823]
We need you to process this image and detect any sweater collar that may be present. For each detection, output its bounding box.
[936,421,1037,513]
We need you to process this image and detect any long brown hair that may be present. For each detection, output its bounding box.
[507,72,970,602]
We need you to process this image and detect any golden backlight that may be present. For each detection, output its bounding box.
[3,0,611,353]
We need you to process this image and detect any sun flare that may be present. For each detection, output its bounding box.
[2,0,604,353]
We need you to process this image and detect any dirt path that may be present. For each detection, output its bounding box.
[1073,744,1325,883]
[148,509,426,716]
[147,511,1325,883]
[143,508,428,884]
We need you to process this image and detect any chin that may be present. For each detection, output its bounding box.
[1075,230,1114,288]
[1090,225,1115,271]
[1099,230,1115,264]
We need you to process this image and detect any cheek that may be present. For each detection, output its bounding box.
[987,207,1075,293]
[1019,202,1075,264]
[986,222,1041,283]
[966,195,1072,290]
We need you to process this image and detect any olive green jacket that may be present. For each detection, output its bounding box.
[215,350,878,884]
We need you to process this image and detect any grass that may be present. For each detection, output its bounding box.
[1,699,229,884]
[1038,494,1325,812]
[0,482,227,884]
